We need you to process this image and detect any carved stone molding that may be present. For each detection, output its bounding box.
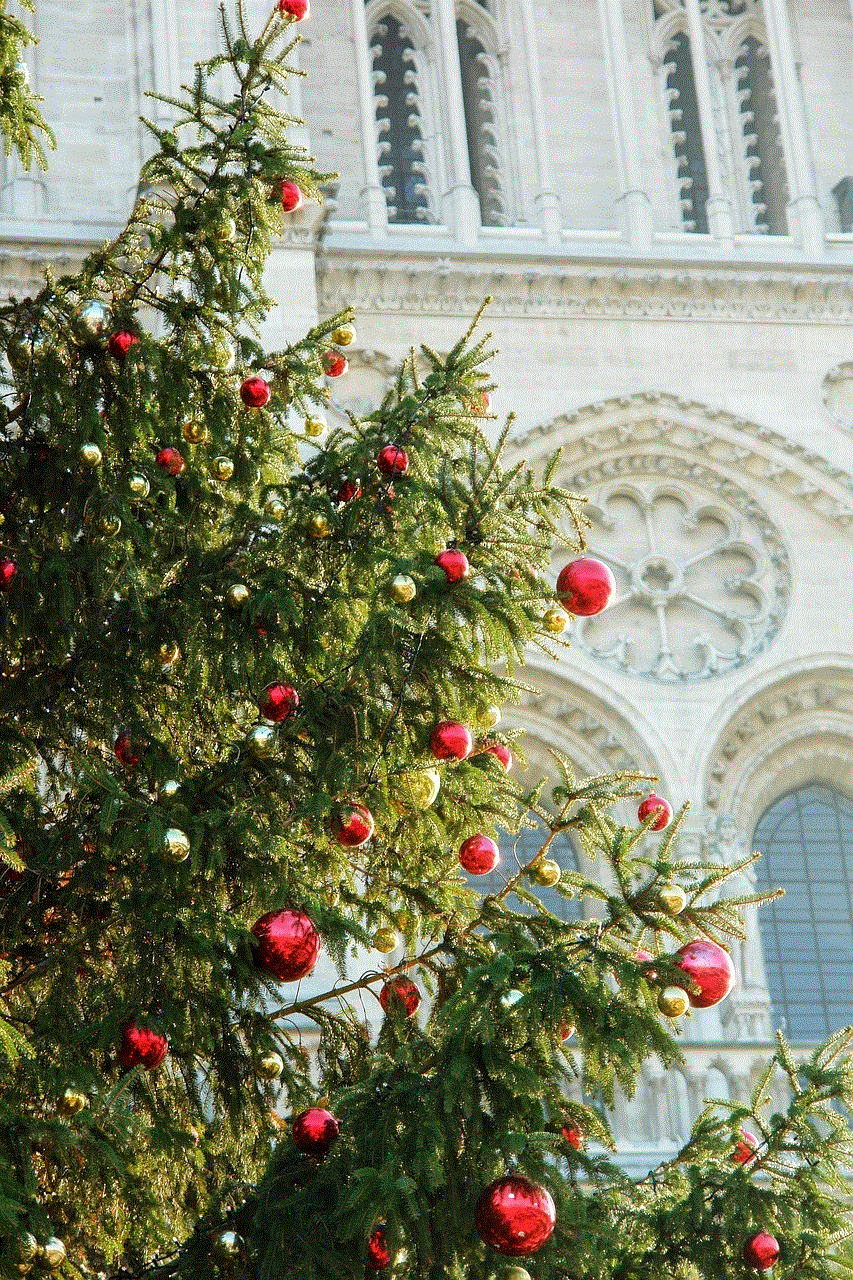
[510,678,646,776]
[822,362,853,435]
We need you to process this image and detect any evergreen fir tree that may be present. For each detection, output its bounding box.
[2,5,853,1280]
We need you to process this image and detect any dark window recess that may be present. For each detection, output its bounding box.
[663,30,710,233]
[456,20,505,227]
[463,823,582,923]
[371,17,431,223]
[754,785,853,1041]
[833,177,853,233]
[734,36,788,234]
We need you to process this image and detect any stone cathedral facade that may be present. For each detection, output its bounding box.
[4,0,853,1173]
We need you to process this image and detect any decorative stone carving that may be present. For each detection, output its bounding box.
[822,362,853,435]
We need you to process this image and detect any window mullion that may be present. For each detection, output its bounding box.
[352,0,389,234]
[433,0,481,242]
[683,0,734,241]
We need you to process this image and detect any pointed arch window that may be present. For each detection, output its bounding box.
[455,17,507,227]
[732,34,788,234]
[370,14,433,224]
[662,29,709,232]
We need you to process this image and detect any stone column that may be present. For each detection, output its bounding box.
[596,0,653,250]
[683,0,734,243]
[433,0,481,245]
[351,0,389,236]
[519,0,561,242]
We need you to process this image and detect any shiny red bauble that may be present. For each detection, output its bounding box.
[0,866,25,896]
[378,976,421,1017]
[480,741,512,772]
[638,793,672,831]
[278,0,310,21]
[429,720,472,761]
[459,834,499,875]
[337,478,362,503]
[474,1175,556,1256]
[742,1233,780,1270]
[366,1228,390,1270]
[240,375,271,408]
[107,330,138,360]
[733,1128,758,1164]
[377,445,409,477]
[674,940,736,1008]
[156,447,185,476]
[118,1021,169,1070]
[291,1107,341,1156]
[114,734,141,767]
[561,1121,583,1149]
[279,180,304,210]
[251,908,321,981]
[331,803,374,847]
[322,351,348,378]
[556,557,615,616]
[434,548,469,583]
[0,558,17,592]
[258,682,299,723]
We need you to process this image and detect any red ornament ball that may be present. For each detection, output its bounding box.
[258,682,299,723]
[429,720,472,761]
[251,908,321,981]
[0,558,17,592]
[674,940,736,1008]
[118,1020,169,1070]
[480,741,512,772]
[561,1121,583,1149]
[0,866,25,896]
[379,976,421,1018]
[114,734,141,767]
[556,557,615,616]
[107,330,138,361]
[742,1233,780,1270]
[292,1107,341,1156]
[474,1175,556,1257]
[637,948,659,982]
[278,180,304,211]
[638,793,672,831]
[156,446,185,476]
[733,1128,759,1165]
[434,548,469,583]
[377,445,409,477]
[331,802,374,847]
[366,1228,390,1270]
[322,351,348,378]
[459,834,499,875]
[240,375,271,408]
[337,478,362,503]
[278,0,310,21]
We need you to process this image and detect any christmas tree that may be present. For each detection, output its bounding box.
[2,4,853,1280]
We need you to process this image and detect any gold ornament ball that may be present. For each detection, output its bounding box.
[79,442,102,468]
[128,473,150,499]
[401,767,441,811]
[95,514,121,536]
[388,574,417,604]
[542,606,570,635]
[56,1087,87,1118]
[247,724,276,759]
[162,828,190,864]
[477,704,501,730]
[160,779,181,802]
[219,217,237,243]
[255,1050,284,1080]
[331,323,356,347]
[37,1240,66,1272]
[503,1268,533,1280]
[499,988,525,1011]
[72,299,110,343]
[372,926,399,953]
[182,421,208,445]
[532,858,561,888]
[308,513,331,539]
[210,456,235,482]
[395,909,413,931]
[658,986,690,1018]
[303,415,327,439]
[658,882,688,916]
[158,641,181,667]
[12,1234,39,1276]
[212,1232,245,1264]
[265,497,287,521]
[7,335,31,373]
[226,583,250,609]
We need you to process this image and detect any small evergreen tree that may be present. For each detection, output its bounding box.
[2,5,853,1280]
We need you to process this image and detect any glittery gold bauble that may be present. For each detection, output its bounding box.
[265,498,286,521]
[255,1050,284,1080]
[182,421,208,445]
[162,828,190,864]
[79,442,102,468]
[372,927,399,953]
[331,323,356,347]
[210,456,235,482]
[128,473,150,499]
[303,415,327,439]
[542,607,570,635]
[37,1239,66,1272]
[246,724,276,758]
[395,910,413,931]
[95,514,121,536]
[532,858,561,888]
[160,779,181,802]
[307,513,331,538]
[158,641,181,666]
[503,1268,533,1280]
[401,767,441,811]
[72,299,110,343]
[56,1087,87,1118]
[388,573,416,604]
[7,336,30,373]
[657,986,689,1018]
[219,217,237,243]
[226,583,250,608]
[212,1231,245,1264]
[12,1234,39,1275]
[658,882,687,915]
[477,704,501,730]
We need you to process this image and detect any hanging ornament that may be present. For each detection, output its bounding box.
[477,705,501,730]
[474,1176,556,1257]
[400,767,440,810]
[429,720,472,761]
[331,802,374,847]
[434,548,469,583]
[36,1240,66,1273]
[308,513,331,538]
[240,376,271,408]
[479,740,512,772]
[72,299,111,343]
[742,1234,780,1270]
[556,557,615,616]
[258,682,300,722]
[265,497,287,521]
[162,828,190,864]
[638,793,673,831]
[279,180,304,210]
[79,442,102,468]
[379,976,421,1017]
[372,926,399,953]
[128,473,150,499]
[0,866,25,895]
[559,1022,575,1041]
[502,1269,532,1280]
[255,1050,284,1080]
[337,478,362,503]
[733,1128,758,1164]
[657,882,687,915]
[674,940,736,1008]
[322,351,348,378]
[377,445,409,478]
[251,908,321,981]
[561,1121,583,1149]
[331,323,356,346]
[182,420,208,444]
[303,415,327,438]
[211,456,235,481]
[532,858,561,888]
[158,641,181,667]
[156,447,185,476]
[366,1229,390,1271]
[292,1107,341,1156]
[159,779,181,802]
[246,725,277,759]
[499,989,525,1011]
[95,514,121,536]
[11,1234,39,1276]
[114,734,141,767]
[226,583,250,608]
[56,1087,87,1118]
[657,986,689,1018]
[459,834,499,875]
[118,1020,169,1070]
[542,606,570,635]
[388,574,416,604]
[107,330,138,361]
[0,558,18,591]
[212,1232,246,1263]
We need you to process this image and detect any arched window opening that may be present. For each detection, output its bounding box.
[754,785,853,1040]
[733,35,788,234]
[662,29,709,232]
[456,19,506,227]
[370,16,432,224]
